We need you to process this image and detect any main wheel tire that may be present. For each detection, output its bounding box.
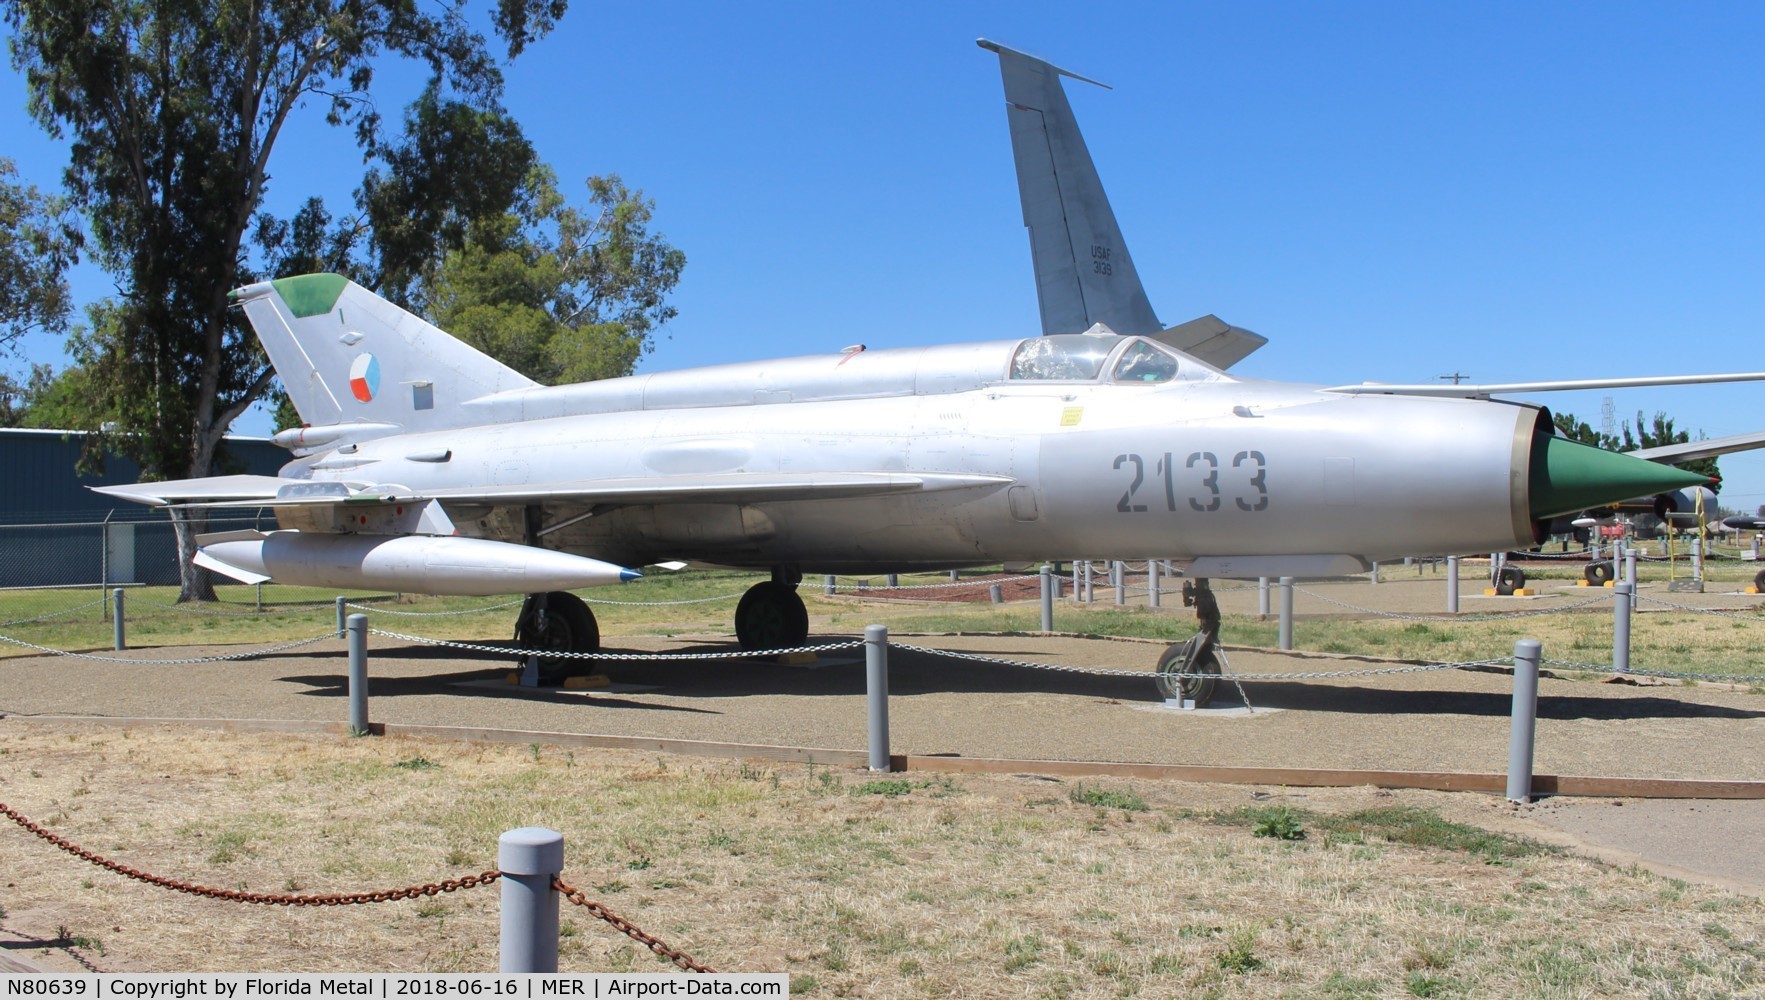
[1754,568,1765,592]
[1494,565,1526,596]
[1584,561,1615,585]
[1155,638,1220,708]
[517,592,600,676]
[735,581,810,651]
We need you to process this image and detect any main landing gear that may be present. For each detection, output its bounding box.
[735,567,809,651]
[515,591,600,675]
[1155,577,1221,708]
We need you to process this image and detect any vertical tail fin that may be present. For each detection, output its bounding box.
[233,273,537,434]
[979,38,1162,337]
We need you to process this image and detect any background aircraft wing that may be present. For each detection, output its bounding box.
[1150,314,1269,371]
[1323,372,1765,397]
[1627,429,1765,465]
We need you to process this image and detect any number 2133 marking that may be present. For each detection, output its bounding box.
[1115,451,1269,513]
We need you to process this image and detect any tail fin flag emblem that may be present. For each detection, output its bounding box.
[349,354,381,402]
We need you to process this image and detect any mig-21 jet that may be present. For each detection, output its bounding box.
[98,40,1765,702]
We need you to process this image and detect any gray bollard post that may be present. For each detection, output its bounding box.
[1257,577,1270,619]
[1039,564,1054,631]
[1278,576,1295,651]
[949,570,959,582]
[347,613,370,736]
[1082,561,1094,603]
[1612,582,1632,674]
[1148,559,1161,608]
[1691,536,1703,582]
[886,573,899,588]
[824,575,836,596]
[865,625,891,772]
[1114,561,1126,605]
[1070,563,1080,603]
[988,583,1003,604]
[1624,547,1638,590]
[1370,561,1380,584]
[1507,638,1541,804]
[335,596,347,638]
[1447,555,1460,614]
[499,827,563,973]
[112,588,126,651]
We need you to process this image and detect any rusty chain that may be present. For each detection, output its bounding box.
[554,876,715,973]
[0,800,498,905]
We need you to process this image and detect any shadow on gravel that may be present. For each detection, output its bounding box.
[259,640,1765,723]
[278,668,722,715]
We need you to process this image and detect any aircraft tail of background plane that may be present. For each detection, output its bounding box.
[979,40,1268,370]
[979,38,1162,338]
[233,274,538,440]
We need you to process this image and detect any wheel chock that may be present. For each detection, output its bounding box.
[1576,580,1590,587]
[564,674,611,690]
[777,651,818,665]
[1748,586,1760,595]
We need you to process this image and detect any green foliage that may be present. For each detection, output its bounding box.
[1067,783,1148,811]
[850,779,914,797]
[393,756,441,771]
[427,170,685,384]
[1249,806,1307,841]
[0,156,78,347]
[1215,929,1262,973]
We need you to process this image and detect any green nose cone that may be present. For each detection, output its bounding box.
[1529,434,1713,520]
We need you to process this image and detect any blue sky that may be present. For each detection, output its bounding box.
[4,2,1764,507]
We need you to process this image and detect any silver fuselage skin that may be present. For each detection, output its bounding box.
[280,335,1538,576]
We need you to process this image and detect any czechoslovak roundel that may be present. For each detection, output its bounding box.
[349,354,381,402]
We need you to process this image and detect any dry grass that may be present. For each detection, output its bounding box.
[2,728,1763,995]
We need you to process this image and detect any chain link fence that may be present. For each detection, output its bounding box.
[0,515,268,590]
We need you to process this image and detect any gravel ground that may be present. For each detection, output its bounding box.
[3,575,1762,895]
[2,632,1760,778]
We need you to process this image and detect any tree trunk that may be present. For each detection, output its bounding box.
[171,506,218,603]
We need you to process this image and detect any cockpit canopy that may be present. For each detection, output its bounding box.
[1008,334,1193,384]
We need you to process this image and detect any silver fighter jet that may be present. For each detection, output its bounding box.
[98,41,1765,695]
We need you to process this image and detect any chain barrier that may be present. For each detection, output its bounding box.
[345,598,528,617]
[819,575,1040,593]
[1636,594,1765,622]
[554,877,714,973]
[0,597,108,627]
[1294,586,1611,622]
[0,630,336,664]
[581,593,743,607]
[368,628,861,661]
[887,641,1508,681]
[128,596,337,617]
[0,800,499,905]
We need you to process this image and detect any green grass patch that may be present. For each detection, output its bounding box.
[1068,784,1148,811]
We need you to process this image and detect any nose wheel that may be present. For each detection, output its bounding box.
[735,580,809,651]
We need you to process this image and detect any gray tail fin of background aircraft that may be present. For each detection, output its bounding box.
[233,273,537,435]
[979,39,1267,369]
[979,38,1162,337]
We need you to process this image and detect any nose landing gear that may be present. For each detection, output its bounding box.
[1155,577,1222,707]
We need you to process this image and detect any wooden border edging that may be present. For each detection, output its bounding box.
[6,715,1764,800]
